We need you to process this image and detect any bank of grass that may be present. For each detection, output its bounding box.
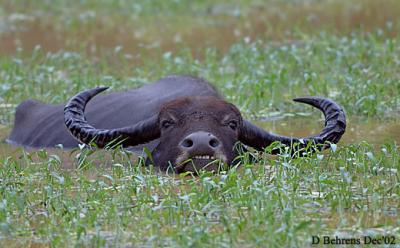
[1,0,400,247]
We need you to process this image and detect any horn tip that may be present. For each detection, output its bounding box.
[96,86,110,92]
[89,86,110,96]
[293,96,319,103]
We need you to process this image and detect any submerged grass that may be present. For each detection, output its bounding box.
[0,0,400,247]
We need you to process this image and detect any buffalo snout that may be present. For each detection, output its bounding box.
[179,131,221,154]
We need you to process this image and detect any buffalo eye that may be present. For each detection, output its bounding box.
[161,119,175,129]
[227,120,238,131]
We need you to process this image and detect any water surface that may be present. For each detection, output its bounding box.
[1,1,399,58]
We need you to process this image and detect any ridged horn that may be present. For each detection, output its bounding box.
[64,87,160,148]
[239,97,346,153]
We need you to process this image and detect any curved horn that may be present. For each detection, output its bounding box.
[64,87,160,148]
[239,97,346,153]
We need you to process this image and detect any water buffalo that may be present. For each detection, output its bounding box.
[8,75,346,173]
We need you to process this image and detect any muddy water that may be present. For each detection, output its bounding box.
[1,0,399,57]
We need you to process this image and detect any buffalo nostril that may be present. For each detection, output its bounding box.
[181,138,193,148]
[209,138,220,148]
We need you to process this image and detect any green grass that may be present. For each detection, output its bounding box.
[1,30,399,121]
[1,142,399,247]
[0,0,400,247]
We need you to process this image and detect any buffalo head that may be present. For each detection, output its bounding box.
[64,87,346,173]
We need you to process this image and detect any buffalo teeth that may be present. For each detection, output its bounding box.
[193,155,215,160]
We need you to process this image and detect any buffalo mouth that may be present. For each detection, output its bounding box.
[192,154,216,160]
[175,153,228,173]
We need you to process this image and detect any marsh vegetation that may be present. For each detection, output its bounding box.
[0,0,399,247]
